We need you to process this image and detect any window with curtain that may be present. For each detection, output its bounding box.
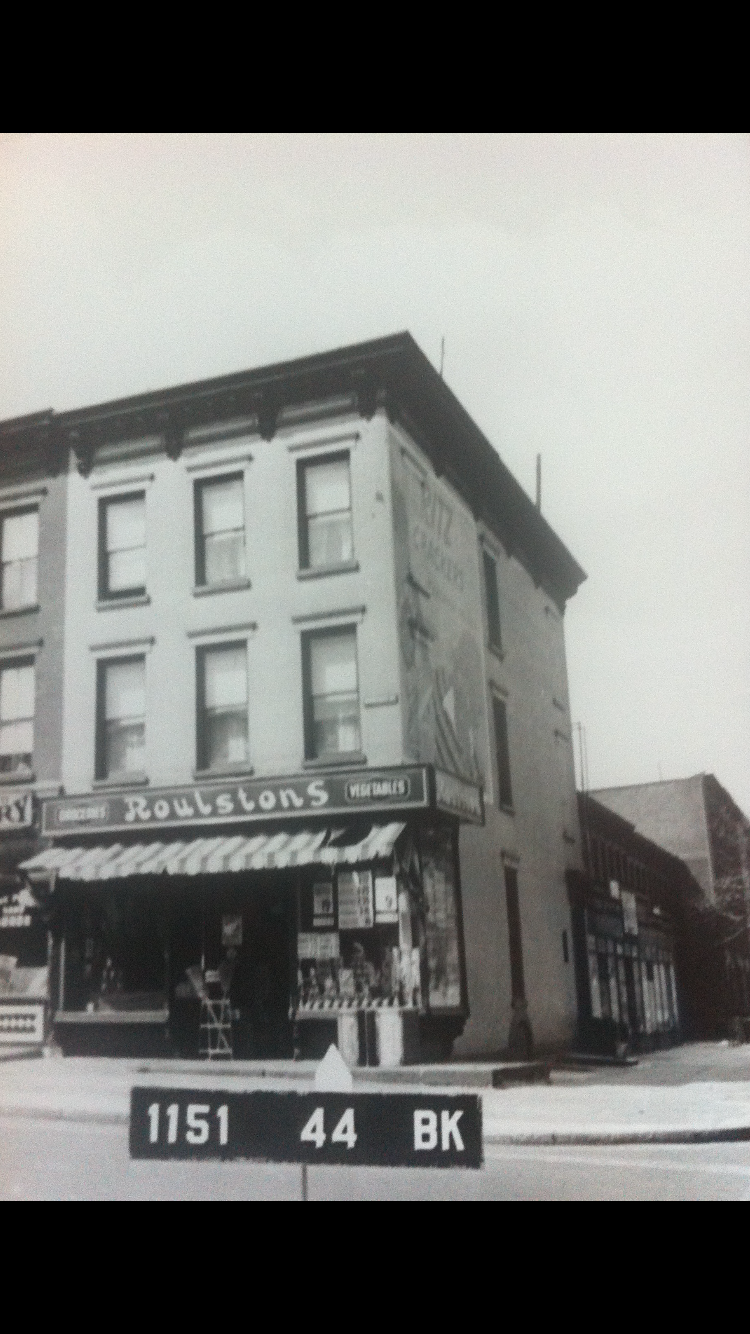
[0,661,35,775]
[298,455,353,570]
[99,494,146,599]
[197,642,249,770]
[1,509,38,610]
[97,657,146,779]
[195,474,246,586]
[303,628,361,759]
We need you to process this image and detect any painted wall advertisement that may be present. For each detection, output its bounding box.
[392,442,489,791]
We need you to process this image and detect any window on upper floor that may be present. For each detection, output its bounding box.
[482,548,502,654]
[96,656,146,780]
[0,509,39,611]
[98,494,146,601]
[297,454,353,571]
[0,660,34,777]
[492,694,513,811]
[194,474,246,588]
[302,627,361,760]
[196,642,249,772]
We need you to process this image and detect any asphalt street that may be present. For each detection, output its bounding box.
[2,1114,750,1200]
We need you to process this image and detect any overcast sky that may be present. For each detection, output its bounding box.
[2,133,748,812]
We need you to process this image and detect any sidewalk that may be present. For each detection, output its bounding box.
[2,1042,750,1144]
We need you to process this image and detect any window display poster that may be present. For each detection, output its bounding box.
[621,890,638,937]
[375,876,398,923]
[421,829,462,1009]
[338,871,374,930]
[297,932,340,961]
[221,914,243,948]
[313,881,335,927]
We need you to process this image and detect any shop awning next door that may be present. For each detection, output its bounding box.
[19,823,406,882]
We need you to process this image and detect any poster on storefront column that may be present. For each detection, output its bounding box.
[421,827,462,1010]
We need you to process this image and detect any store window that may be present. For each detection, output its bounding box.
[59,887,167,1017]
[0,660,34,777]
[96,656,146,780]
[482,548,502,653]
[297,454,353,570]
[0,509,38,611]
[492,695,513,810]
[98,493,146,600]
[196,642,249,771]
[302,627,361,760]
[194,474,246,587]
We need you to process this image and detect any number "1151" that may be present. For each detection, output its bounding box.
[148,1101,229,1146]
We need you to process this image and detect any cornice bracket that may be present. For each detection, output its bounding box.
[70,434,95,478]
[254,392,278,442]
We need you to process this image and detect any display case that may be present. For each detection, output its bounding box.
[292,819,467,1066]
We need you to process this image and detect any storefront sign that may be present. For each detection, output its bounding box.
[0,790,34,831]
[434,769,484,825]
[41,766,430,837]
[130,1087,483,1168]
[0,887,39,929]
[0,1001,45,1045]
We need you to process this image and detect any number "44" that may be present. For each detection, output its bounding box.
[301,1106,357,1150]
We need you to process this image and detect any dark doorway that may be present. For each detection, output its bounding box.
[504,864,533,1060]
[168,875,294,1059]
[504,865,526,1003]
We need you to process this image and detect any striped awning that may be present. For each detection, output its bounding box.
[19,823,405,883]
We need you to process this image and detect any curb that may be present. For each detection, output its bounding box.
[0,1048,45,1065]
[485,1125,750,1146]
[0,1104,127,1127]
[3,1101,750,1146]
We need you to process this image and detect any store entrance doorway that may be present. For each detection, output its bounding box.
[169,874,294,1059]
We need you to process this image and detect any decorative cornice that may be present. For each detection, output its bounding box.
[5,334,585,606]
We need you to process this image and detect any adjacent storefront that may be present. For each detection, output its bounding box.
[568,872,680,1054]
[0,788,49,1046]
[21,764,481,1063]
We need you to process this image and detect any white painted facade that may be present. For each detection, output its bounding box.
[61,410,403,794]
[57,389,583,1055]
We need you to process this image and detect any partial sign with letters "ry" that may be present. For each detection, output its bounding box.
[130,1088,482,1169]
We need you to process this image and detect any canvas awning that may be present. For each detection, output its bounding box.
[19,822,405,883]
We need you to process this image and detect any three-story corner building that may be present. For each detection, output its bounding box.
[19,334,586,1064]
[0,411,68,1048]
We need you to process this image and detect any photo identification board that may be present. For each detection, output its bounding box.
[130,1088,483,1168]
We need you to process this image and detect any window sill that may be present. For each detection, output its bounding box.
[97,594,150,611]
[192,765,255,781]
[0,770,35,786]
[297,561,359,581]
[488,641,505,663]
[193,579,252,597]
[302,753,367,770]
[92,772,149,789]
[0,603,39,620]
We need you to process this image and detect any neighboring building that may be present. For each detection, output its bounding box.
[0,411,68,1048]
[18,333,586,1063]
[568,793,701,1054]
[593,776,750,1037]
